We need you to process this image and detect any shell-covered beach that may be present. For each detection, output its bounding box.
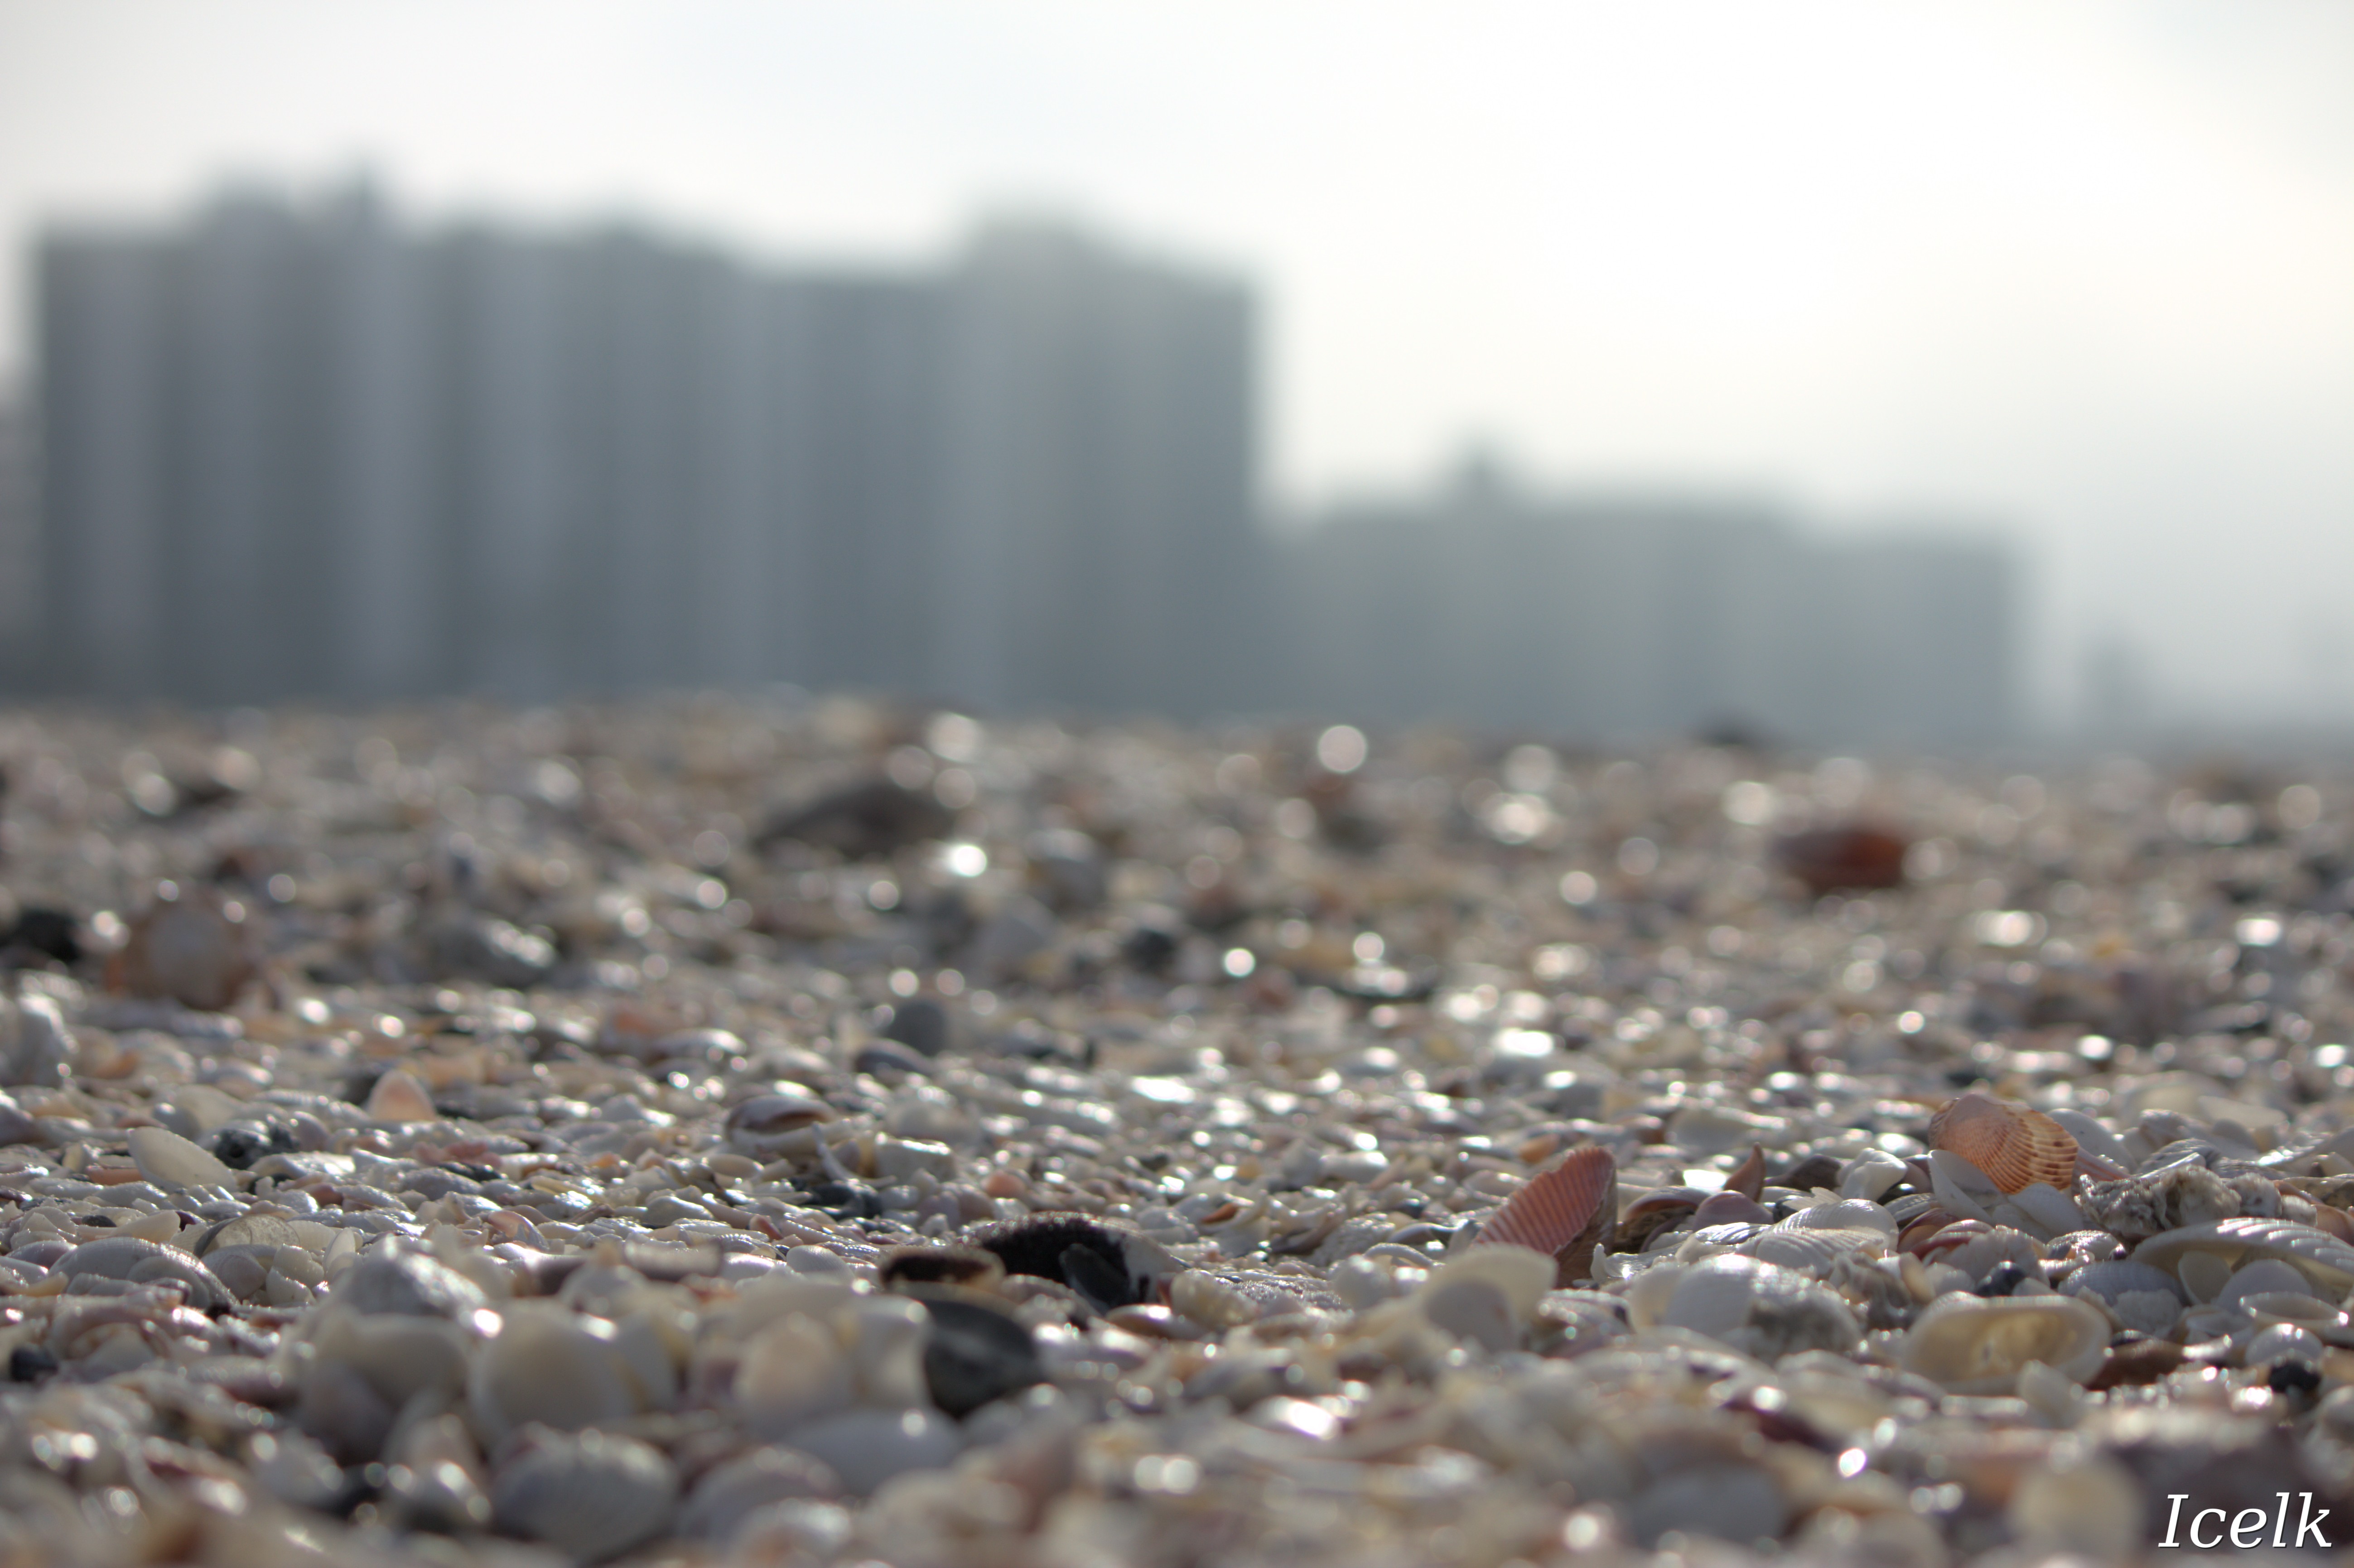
[2,698,2351,1566]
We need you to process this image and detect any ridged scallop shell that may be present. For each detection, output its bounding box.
[2132,1218,2354,1298]
[1898,1294,2109,1394]
[1926,1093,2079,1195]
[1740,1225,1891,1272]
[1470,1145,1616,1285]
[491,1429,679,1561]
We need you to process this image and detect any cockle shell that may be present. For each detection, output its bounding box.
[1926,1093,2079,1195]
[1898,1294,2108,1393]
[1469,1145,1615,1285]
[2132,1218,2354,1299]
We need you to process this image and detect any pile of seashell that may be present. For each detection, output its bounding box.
[0,698,2350,1565]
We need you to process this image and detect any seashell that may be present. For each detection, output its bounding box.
[310,1305,472,1409]
[2244,1322,2323,1366]
[1926,1093,2079,1195]
[1741,1226,1889,1273]
[1926,1151,2002,1224]
[1776,823,1907,895]
[468,1307,656,1448]
[1724,1143,1767,1201]
[784,1406,961,1495]
[2212,1258,2316,1310]
[107,890,256,1012]
[1,993,76,1087]
[2066,1260,2184,1305]
[1423,1245,1554,1325]
[1998,1182,2086,1240]
[1691,1191,1773,1227]
[2045,1109,2130,1173]
[973,1216,1177,1310]
[1780,1199,1900,1238]
[1468,1145,1616,1285]
[2081,1159,2247,1245]
[1837,1150,1908,1201]
[1936,1224,2043,1285]
[912,1294,1042,1417]
[736,1313,858,1436]
[491,1427,678,1561]
[1898,1294,2108,1394]
[678,1449,841,1542]
[125,1125,234,1190]
[2132,1218,2354,1299]
[334,1244,489,1319]
[54,1236,230,1311]
[1422,1275,1517,1352]
[364,1069,436,1125]
[1630,1463,1790,1549]
[725,1092,835,1158]
[1659,1253,1862,1361]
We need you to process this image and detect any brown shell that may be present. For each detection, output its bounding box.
[1471,1145,1616,1285]
[105,890,256,1012]
[1926,1092,2078,1195]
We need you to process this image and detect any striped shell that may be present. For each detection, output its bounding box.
[1470,1145,1616,1286]
[1926,1092,2078,1195]
[2132,1218,2354,1299]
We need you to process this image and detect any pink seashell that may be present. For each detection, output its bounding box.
[1470,1145,1616,1285]
[1926,1092,2078,1195]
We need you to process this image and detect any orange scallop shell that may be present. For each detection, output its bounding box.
[1471,1145,1617,1285]
[1925,1091,2078,1194]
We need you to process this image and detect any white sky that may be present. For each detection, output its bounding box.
[3,0,2350,725]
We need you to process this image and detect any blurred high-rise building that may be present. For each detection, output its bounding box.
[27,187,1258,713]
[1277,457,2015,746]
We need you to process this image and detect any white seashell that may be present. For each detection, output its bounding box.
[2065,1259,2183,1304]
[1780,1199,1899,1237]
[1926,1150,2002,1225]
[844,1295,932,1409]
[1659,1254,1860,1361]
[1741,1227,1889,1272]
[491,1428,678,1560]
[786,1406,961,1494]
[126,1125,234,1190]
[1997,1183,2086,1240]
[1622,1260,1688,1329]
[1629,1464,1788,1548]
[2015,1357,2087,1427]
[2045,1109,2130,1172]
[736,1314,858,1438]
[311,1305,471,1408]
[2133,1218,2354,1298]
[1898,1294,2108,1393]
[2245,1323,2323,1365]
[1422,1245,1553,1324]
[1838,1151,1907,1202]
[2007,1454,2143,1558]
[2213,1258,2318,1310]
[467,1307,651,1448]
[677,1449,841,1542]
[1422,1277,1517,1352]
[2180,1304,2249,1346]
[1936,1225,2042,1285]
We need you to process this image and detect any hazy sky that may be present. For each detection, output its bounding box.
[3,1,2349,724]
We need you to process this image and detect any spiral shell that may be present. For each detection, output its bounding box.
[1468,1145,1616,1285]
[1926,1092,2078,1195]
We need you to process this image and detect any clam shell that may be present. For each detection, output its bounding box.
[1898,1294,2109,1394]
[2212,1258,2316,1310]
[491,1429,679,1561]
[2066,1260,2184,1305]
[1782,1200,1900,1238]
[1926,1093,2079,1196]
[2131,1218,2354,1299]
[1469,1145,1615,1285]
